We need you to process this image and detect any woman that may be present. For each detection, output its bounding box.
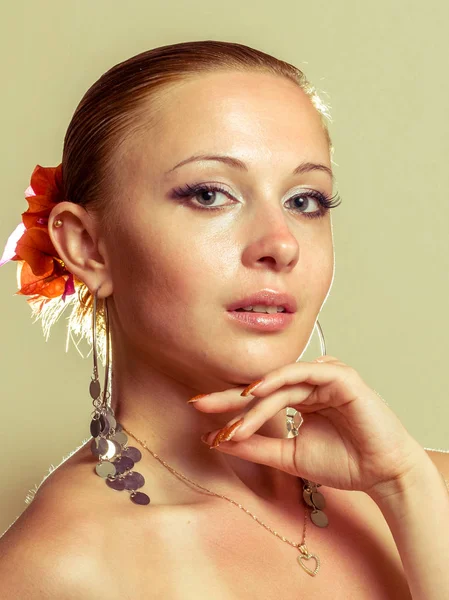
[0,40,448,599]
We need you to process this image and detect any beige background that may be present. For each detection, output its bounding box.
[1,0,448,536]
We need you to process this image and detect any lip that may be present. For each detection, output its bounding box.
[226,310,294,332]
[226,289,297,313]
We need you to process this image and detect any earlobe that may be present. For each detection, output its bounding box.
[48,203,113,298]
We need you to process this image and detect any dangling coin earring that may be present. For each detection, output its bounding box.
[89,289,151,505]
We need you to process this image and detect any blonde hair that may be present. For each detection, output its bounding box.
[34,40,334,364]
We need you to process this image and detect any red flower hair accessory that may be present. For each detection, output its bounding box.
[1,163,83,314]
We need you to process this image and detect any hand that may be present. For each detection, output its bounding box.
[189,356,428,501]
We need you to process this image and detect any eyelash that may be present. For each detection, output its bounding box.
[171,182,342,219]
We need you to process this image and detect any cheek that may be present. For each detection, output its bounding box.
[108,222,235,361]
[300,234,334,303]
[109,219,227,315]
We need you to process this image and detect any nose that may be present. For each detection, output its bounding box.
[241,204,299,272]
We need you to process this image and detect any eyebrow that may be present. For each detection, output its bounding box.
[166,154,334,183]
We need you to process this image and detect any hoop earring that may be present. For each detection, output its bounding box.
[89,289,150,505]
[286,319,326,438]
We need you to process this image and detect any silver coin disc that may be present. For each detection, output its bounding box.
[311,491,326,510]
[95,461,116,478]
[303,489,314,507]
[310,509,329,527]
[100,439,121,460]
[111,431,128,446]
[106,413,117,429]
[89,379,101,400]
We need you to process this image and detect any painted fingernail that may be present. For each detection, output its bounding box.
[187,394,209,404]
[210,417,245,448]
[241,379,264,397]
[201,431,222,449]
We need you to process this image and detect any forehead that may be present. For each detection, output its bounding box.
[127,71,331,177]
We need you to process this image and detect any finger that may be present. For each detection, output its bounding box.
[245,361,356,409]
[188,387,261,413]
[204,430,298,475]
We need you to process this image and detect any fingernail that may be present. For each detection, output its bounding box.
[210,417,245,448]
[187,394,209,404]
[200,431,221,449]
[241,379,264,397]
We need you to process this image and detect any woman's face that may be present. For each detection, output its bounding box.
[106,70,335,391]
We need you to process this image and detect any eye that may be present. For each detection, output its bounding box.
[172,183,231,209]
[171,182,342,219]
[286,190,342,219]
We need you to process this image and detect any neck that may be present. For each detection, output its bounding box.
[110,350,301,508]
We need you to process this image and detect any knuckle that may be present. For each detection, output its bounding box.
[314,354,341,363]
[338,364,359,385]
[346,365,360,377]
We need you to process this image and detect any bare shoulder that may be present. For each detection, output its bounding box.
[424,447,449,486]
[0,439,169,599]
[0,444,108,598]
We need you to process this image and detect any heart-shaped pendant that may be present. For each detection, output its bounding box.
[297,551,320,576]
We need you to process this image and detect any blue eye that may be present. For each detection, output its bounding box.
[171,183,342,219]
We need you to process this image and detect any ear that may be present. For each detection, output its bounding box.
[47,202,113,299]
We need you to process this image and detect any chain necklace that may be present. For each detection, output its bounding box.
[121,424,329,577]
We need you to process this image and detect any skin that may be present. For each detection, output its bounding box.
[48,70,335,507]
